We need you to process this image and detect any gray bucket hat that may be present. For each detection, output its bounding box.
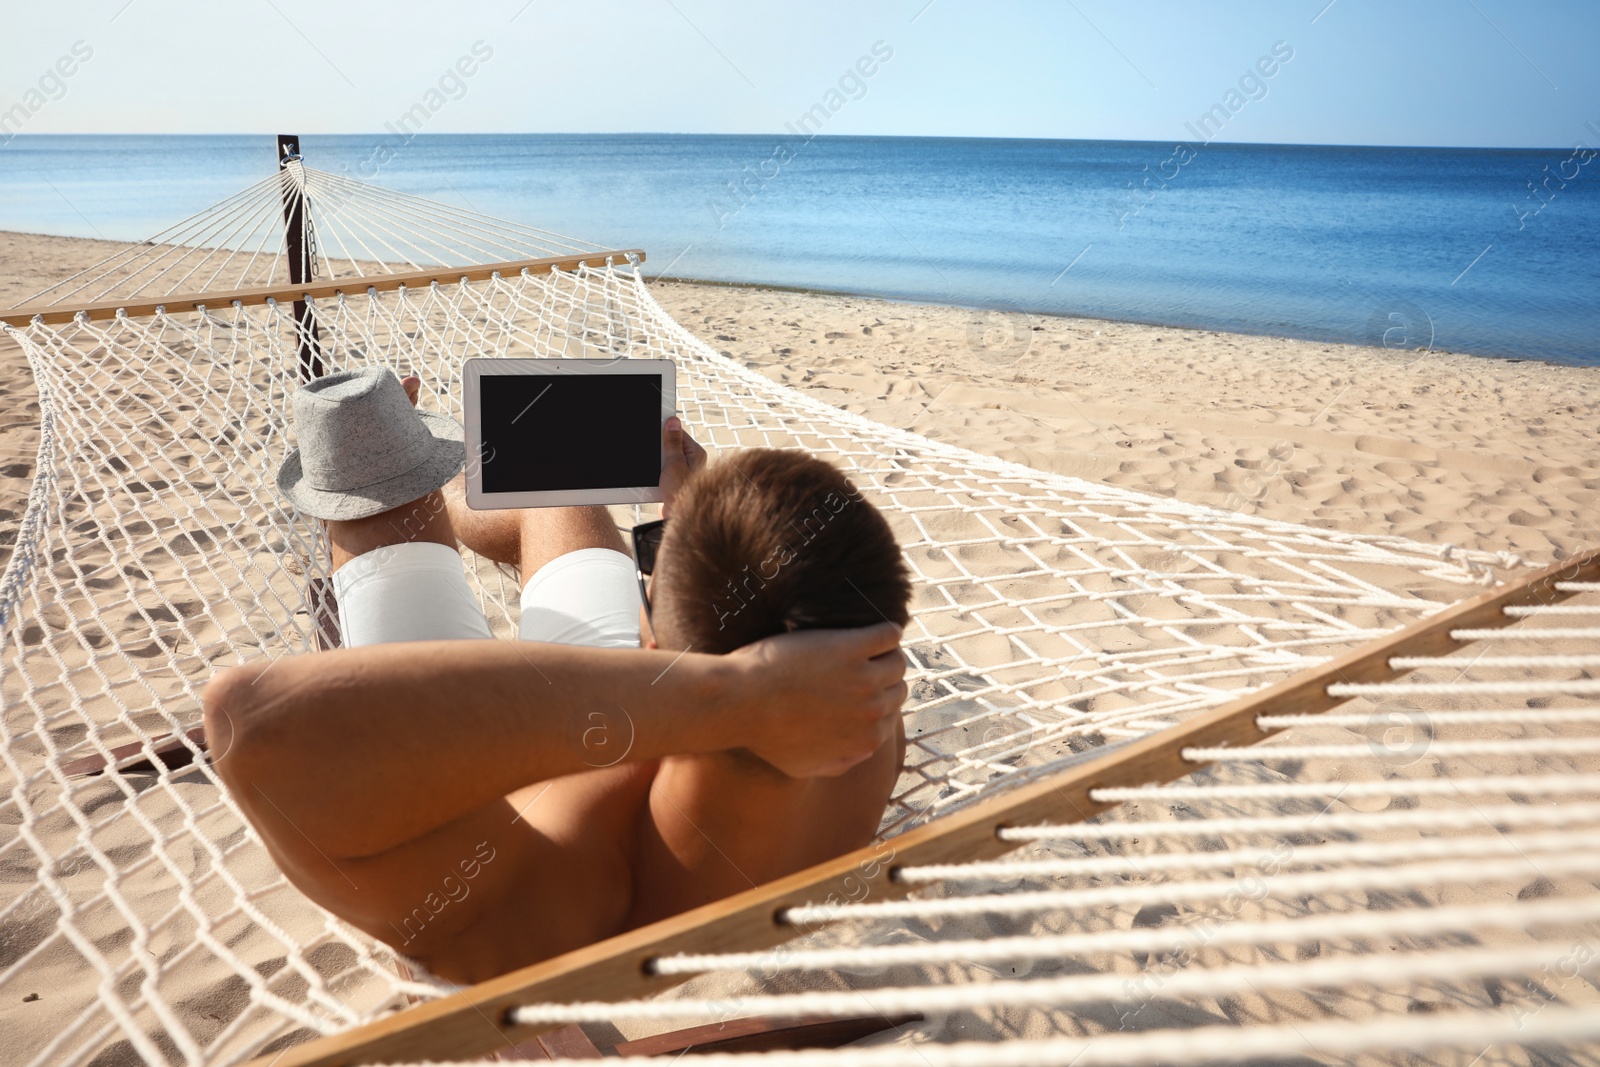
[276,367,464,521]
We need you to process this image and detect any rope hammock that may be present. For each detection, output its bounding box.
[2,147,1596,1065]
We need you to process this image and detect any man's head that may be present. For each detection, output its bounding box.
[647,449,910,654]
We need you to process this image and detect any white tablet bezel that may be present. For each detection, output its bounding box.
[462,357,676,510]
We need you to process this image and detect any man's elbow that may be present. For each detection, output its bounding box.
[202,663,272,788]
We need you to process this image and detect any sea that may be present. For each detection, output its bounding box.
[3,133,1597,366]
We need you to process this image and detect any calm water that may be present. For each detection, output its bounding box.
[4,134,1597,365]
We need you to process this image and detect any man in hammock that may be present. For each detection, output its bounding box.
[204,367,910,987]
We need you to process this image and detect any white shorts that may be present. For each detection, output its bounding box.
[333,541,641,650]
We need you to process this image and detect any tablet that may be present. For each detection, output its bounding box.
[462,357,676,510]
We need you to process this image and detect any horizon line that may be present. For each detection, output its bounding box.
[1,131,1585,153]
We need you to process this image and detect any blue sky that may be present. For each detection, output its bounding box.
[2,0,1595,147]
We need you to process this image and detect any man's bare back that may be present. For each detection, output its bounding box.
[249,729,902,984]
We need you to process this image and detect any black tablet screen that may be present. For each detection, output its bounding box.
[478,373,662,494]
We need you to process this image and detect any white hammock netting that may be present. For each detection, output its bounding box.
[3,161,1597,1065]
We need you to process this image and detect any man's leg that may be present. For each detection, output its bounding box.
[327,489,457,571]
[324,376,490,645]
[442,475,626,588]
[442,476,641,649]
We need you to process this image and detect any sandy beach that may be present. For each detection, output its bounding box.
[4,231,1596,571]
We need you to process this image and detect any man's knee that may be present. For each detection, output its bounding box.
[329,490,456,570]
[516,505,627,579]
[202,664,266,784]
[388,491,450,536]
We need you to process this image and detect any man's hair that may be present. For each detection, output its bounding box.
[652,449,910,654]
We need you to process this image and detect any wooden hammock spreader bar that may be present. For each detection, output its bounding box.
[0,250,647,328]
[262,546,1600,1066]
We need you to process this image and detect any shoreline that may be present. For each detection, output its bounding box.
[655,274,1579,372]
[0,233,1582,373]
[0,233,1574,375]
[3,230,1597,574]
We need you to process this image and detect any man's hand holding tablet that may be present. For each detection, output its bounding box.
[463,356,678,510]
[657,414,707,518]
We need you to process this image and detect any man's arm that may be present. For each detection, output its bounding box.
[203,623,905,859]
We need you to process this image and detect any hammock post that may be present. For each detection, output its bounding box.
[276,133,326,381]
[277,133,337,648]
